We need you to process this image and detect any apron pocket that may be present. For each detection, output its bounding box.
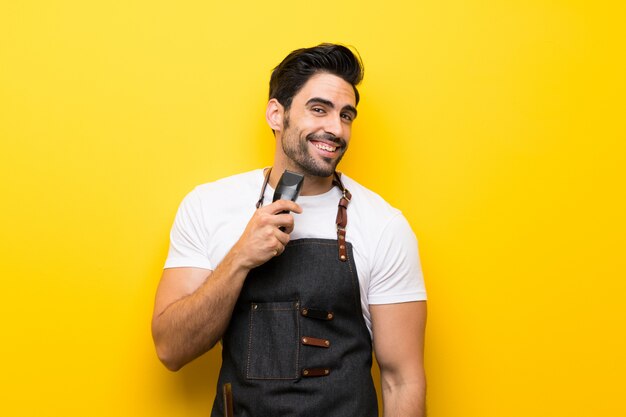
[246,301,300,380]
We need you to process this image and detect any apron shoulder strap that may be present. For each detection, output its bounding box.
[333,172,351,262]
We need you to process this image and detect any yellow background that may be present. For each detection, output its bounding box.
[1,1,624,416]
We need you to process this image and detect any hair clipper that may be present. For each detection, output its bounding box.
[273,170,304,231]
[273,170,304,205]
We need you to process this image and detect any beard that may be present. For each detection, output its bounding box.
[281,115,348,177]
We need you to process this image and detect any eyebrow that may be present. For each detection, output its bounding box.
[306,97,358,119]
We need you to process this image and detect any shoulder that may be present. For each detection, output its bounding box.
[339,174,401,221]
[174,169,263,225]
[339,173,419,253]
[337,174,425,308]
[193,169,264,197]
[339,173,414,252]
[188,169,264,208]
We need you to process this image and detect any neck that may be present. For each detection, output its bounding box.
[268,165,335,196]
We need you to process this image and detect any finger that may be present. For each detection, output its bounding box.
[270,239,286,257]
[265,200,302,215]
[274,228,291,246]
[258,211,295,233]
[273,212,295,232]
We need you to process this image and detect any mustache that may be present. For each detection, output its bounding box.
[306,133,346,148]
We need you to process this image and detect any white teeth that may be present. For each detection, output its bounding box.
[313,142,337,152]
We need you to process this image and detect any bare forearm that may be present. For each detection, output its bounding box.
[382,377,426,417]
[152,251,249,371]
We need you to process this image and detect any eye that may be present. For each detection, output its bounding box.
[341,113,354,122]
[312,107,326,114]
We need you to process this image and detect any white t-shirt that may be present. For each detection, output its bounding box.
[165,169,427,335]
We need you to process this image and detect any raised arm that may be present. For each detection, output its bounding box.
[371,301,427,417]
[151,199,301,371]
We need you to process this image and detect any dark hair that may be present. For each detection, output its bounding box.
[269,43,364,111]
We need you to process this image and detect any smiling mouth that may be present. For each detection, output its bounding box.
[311,141,338,152]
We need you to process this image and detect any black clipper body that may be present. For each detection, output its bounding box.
[273,170,304,231]
[273,170,304,205]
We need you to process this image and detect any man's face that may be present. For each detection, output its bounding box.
[278,72,357,177]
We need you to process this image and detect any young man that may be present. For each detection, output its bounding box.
[152,44,427,417]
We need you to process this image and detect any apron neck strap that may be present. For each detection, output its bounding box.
[256,167,273,209]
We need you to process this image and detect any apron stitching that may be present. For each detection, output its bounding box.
[246,303,254,379]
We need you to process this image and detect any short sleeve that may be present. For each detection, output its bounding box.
[367,213,427,304]
[164,189,213,270]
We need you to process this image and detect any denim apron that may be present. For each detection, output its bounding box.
[210,170,378,417]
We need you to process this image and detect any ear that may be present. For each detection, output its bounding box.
[266,98,284,132]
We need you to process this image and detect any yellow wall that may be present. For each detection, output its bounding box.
[1,1,624,416]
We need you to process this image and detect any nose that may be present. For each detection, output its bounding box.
[323,114,345,139]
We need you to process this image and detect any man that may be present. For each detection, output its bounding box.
[152,43,427,417]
